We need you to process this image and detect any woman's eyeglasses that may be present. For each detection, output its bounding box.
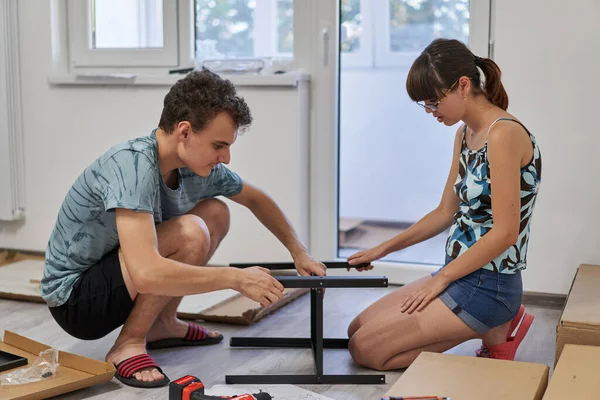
[416,79,459,112]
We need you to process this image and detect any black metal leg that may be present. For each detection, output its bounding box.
[311,288,324,376]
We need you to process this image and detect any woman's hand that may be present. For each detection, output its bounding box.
[400,274,451,313]
[346,245,386,271]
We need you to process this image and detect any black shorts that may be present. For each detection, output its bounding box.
[48,249,134,340]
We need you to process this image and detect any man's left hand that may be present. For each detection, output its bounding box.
[293,253,327,276]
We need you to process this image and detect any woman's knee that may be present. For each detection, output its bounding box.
[348,331,384,370]
[347,316,362,338]
[175,215,211,264]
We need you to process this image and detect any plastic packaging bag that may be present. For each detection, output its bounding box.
[0,348,59,385]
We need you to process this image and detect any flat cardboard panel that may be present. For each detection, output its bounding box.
[0,331,114,400]
[385,352,549,400]
[178,288,309,325]
[543,344,600,400]
[178,289,240,315]
[0,252,44,267]
[560,264,600,328]
[0,260,46,303]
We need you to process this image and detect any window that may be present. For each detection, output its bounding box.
[68,0,179,68]
[340,0,471,69]
[340,0,373,68]
[375,0,470,67]
[66,0,294,72]
[194,0,294,60]
[93,0,164,48]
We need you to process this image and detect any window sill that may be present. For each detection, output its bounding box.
[47,71,311,87]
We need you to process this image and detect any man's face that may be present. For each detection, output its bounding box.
[178,112,238,177]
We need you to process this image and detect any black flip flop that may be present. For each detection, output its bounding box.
[114,353,170,388]
[147,324,224,350]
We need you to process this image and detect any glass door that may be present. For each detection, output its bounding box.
[337,0,491,266]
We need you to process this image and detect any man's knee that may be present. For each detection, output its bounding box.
[176,214,211,265]
[196,198,230,237]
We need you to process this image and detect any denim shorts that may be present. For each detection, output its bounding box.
[432,255,523,334]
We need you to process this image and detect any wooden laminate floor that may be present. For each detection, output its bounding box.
[0,287,561,399]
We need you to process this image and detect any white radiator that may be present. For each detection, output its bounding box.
[0,0,25,221]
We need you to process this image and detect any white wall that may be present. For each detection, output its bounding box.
[494,0,600,294]
[0,1,307,266]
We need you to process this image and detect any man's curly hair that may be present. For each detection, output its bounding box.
[158,69,252,133]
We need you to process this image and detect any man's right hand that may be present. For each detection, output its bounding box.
[234,267,285,307]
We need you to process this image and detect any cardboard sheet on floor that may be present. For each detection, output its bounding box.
[385,352,549,400]
[0,331,115,400]
[555,264,600,363]
[0,255,309,325]
[177,287,309,325]
[542,344,600,399]
[0,259,46,303]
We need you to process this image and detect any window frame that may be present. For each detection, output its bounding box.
[67,0,181,68]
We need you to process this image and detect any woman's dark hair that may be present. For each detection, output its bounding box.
[406,38,509,110]
[159,69,252,133]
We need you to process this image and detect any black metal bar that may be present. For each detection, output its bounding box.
[323,338,350,348]
[229,337,351,349]
[225,374,386,385]
[229,261,370,269]
[274,275,387,288]
[230,337,312,348]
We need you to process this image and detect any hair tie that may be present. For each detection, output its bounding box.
[474,56,484,66]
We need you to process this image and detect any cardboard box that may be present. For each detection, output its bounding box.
[385,352,549,400]
[555,264,600,363]
[0,331,115,400]
[542,344,600,400]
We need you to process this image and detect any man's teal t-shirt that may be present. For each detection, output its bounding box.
[41,129,243,307]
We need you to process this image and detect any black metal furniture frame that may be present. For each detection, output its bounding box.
[225,262,388,385]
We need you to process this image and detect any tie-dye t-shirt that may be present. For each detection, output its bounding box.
[42,129,243,307]
[445,118,542,273]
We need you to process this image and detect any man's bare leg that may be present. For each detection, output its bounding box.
[106,200,230,383]
[147,199,230,342]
